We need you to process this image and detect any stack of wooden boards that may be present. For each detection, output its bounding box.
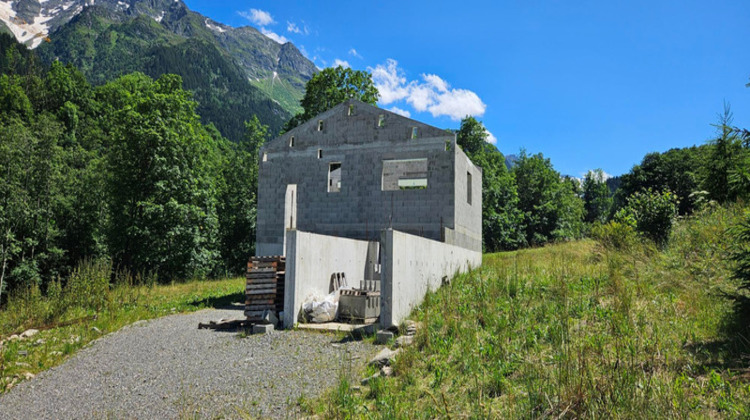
[245,256,285,320]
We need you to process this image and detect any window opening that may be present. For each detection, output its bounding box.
[467,172,472,205]
[317,149,322,159]
[348,104,354,116]
[381,158,428,191]
[377,114,385,127]
[411,127,418,139]
[317,120,324,131]
[262,152,268,162]
[328,162,341,193]
[289,136,295,147]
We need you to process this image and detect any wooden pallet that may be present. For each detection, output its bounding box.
[245,256,285,319]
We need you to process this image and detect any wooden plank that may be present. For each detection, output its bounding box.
[246,272,277,277]
[245,287,276,294]
[246,300,275,307]
[246,268,277,274]
[246,284,277,290]
[245,294,276,300]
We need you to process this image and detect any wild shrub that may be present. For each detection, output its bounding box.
[591,221,639,251]
[615,189,678,246]
[64,258,111,311]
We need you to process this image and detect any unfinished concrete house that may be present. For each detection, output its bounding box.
[253,99,482,329]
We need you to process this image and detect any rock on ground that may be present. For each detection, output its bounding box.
[0,309,379,419]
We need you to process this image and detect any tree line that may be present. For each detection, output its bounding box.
[0,38,265,302]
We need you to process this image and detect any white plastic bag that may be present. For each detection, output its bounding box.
[302,292,338,323]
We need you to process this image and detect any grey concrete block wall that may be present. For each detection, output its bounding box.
[256,99,482,255]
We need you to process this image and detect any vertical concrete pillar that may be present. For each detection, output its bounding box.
[379,228,394,328]
[283,229,298,328]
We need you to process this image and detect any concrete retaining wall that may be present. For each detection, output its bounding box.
[380,229,481,328]
[283,230,376,328]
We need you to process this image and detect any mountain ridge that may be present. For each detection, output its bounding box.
[0,0,317,134]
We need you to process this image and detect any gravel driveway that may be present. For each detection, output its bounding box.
[0,308,379,419]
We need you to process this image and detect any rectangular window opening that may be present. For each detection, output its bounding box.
[289,136,295,147]
[317,149,322,159]
[411,127,418,139]
[317,120,324,131]
[348,104,353,116]
[328,162,341,193]
[467,171,472,205]
[381,158,428,191]
[377,114,385,128]
[262,152,268,162]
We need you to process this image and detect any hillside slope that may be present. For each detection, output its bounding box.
[316,204,750,418]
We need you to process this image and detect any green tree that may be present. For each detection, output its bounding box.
[217,115,268,273]
[583,169,612,223]
[284,66,378,132]
[457,116,488,156]
[613,147,704,216]
[456,116,524,251]
[513,151,584,245]
[701,104,746,203]
[102,73,221,280]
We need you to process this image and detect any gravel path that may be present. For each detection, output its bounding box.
[0,308,379,419]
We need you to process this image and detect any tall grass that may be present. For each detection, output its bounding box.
[316,203,750,418]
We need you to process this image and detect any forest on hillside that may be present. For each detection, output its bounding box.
[1,32,749,309]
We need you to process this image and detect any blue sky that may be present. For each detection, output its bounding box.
[184,0,750,177]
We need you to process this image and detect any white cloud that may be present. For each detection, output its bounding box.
[425,88,486,121]
[260,27,288,44]
[287,21,309,35]
[369,59,486,121]
[332,59,350,68]
[369,59,410,104]
[388,107,411,118]
[240,8,275,26]
[486,130,498,145]
[348,48,362,59]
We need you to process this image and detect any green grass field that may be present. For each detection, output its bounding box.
[316,204,750,418]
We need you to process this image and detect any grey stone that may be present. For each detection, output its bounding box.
[368,347,401,367]
[374,330,394,345]
[394,335,413,348]
[252,323,275,334]
[381,366,393,377]
[260,309,279,327]
[20,329,39,339]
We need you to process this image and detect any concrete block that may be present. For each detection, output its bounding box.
[252,323,275,334]
[375,329,394,344]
